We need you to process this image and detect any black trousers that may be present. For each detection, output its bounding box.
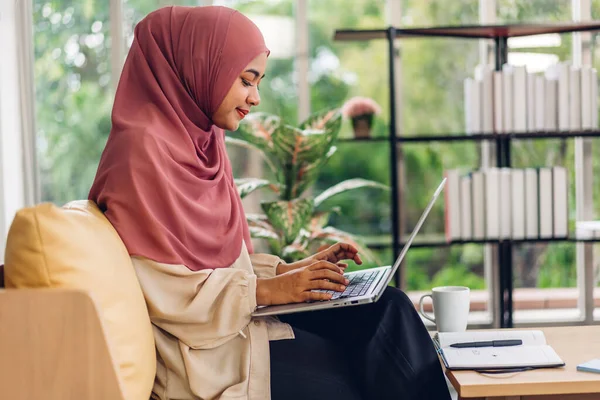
[269,287,451,400]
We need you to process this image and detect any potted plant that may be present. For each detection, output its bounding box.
[226,107,388,263]
[341,96,382,138]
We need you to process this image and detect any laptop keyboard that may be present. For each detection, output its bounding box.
[313,270,380,300]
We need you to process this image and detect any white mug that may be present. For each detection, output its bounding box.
[418,286,470,332]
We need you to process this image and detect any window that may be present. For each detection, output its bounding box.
[26,0,597,326]
[34,0,113,205]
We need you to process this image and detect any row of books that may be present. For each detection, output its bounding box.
[464,63,598,134]
[444,167,568,242]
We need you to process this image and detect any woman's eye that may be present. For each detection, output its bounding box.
[242,79,252,87]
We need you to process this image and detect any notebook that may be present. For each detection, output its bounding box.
[435,330,565,371]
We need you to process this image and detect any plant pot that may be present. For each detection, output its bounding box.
[351,113,374,138]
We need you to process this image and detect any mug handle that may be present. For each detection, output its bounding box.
[418,294,436,324]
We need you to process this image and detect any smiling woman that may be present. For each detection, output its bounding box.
[212,53,268,131]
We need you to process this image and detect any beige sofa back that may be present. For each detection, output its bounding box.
[4,200,156,400]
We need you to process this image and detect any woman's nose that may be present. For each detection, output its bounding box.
[247,87,260,107]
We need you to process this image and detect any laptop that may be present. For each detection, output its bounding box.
[252,177,447,317]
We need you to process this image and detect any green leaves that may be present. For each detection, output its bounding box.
[234,178,278,199]
[232,107,389,263]
[261,199,314,244]
[231,108,343,200]
[314,178,389,208]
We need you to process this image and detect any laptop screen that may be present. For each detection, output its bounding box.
[381,177,447,288]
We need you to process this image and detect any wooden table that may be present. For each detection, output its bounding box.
[444,326,600,399]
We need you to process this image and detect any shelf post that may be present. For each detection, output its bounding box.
[494,36,514,328]
[386,26,402,287]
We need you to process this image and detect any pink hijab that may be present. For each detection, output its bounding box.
[89,6,269,270]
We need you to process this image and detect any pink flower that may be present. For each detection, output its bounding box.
[341,96,382,118]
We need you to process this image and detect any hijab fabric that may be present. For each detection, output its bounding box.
[89,6,269,270]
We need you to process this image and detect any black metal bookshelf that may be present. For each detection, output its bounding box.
[365,236,600,250]
[339,130,600,143]
[334,22,600,328]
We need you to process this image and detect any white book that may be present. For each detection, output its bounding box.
[527,72,536,132]
[499,168,512,238]
[570,67,582,131]
[552,166,568,238]
[538,168,554,239]
[436,330,565,371]
[524,168,539,239]
[592,68,598,129]
[535,75,546,131]
[557,62,571,131]
[493,71,504,133]
[444,169,462,242]
[582,66,593,130]
[576,220,600,239]
[544,66,558,132]
[484,168,500,239]
[503,65,514,133]
[475,64,494,134]
[464,78,474,134]
[511,169,526,240]
[470,79,483,134]
[472,171,485,240]
[460,175,473,240]
[513,66,528,132]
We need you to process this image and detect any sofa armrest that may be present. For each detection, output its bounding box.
[0,289,126,400]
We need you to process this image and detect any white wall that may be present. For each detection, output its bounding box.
[0,1,31,262]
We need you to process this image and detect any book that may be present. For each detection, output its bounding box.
[471,171,485,240]
[484,168,500,239]
[460,175,472,240]
[524,168,539,238]
[577,359,600,374]
[493,71,504,133]
[475,64,494,134]
[544,66,558,132]
[503,64,514,133]
[576,220,600,239]
[444,169,461,242]
[570,66,582,131]
[511,169,525,240]
[552,166,568,238]
[513,65,527,132]
[557,62,571,132]
[526,71,536,132]
[435,330,565,371]
[582,66,593,130]
[535,75,546,131]
[499,168,512,238]
[538,168,553,239]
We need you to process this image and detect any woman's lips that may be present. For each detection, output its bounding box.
[236,108,248,119]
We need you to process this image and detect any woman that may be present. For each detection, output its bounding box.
[89,5,451,400]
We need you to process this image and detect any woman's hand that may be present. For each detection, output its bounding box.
[276,242,363,275]
[257,261,349,306]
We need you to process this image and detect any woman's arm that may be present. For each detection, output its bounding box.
[132,256,347,348]
[132,257,258,349]
[249,253,284,279]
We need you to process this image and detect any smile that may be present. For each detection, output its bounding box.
[236,108,248,119]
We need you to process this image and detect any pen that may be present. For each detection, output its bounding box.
[450,339,523,348]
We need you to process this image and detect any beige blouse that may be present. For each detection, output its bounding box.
[132,242,295,400]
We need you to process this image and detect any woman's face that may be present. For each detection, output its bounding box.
[212,52,267,131]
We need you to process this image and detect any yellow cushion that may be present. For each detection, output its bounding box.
[4,200,156,400]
